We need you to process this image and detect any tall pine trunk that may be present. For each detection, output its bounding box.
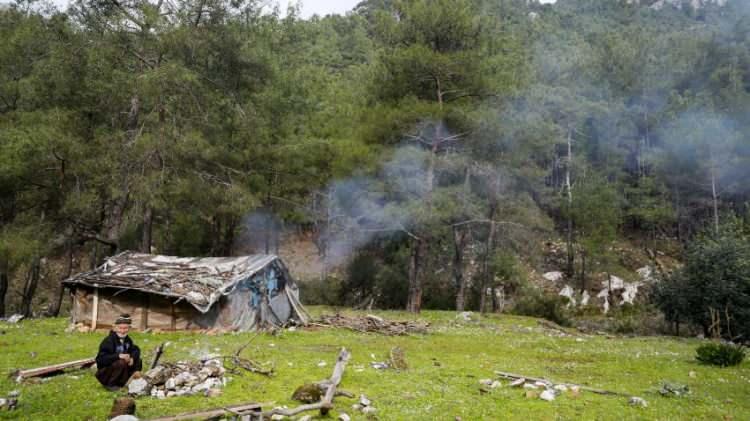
[565,130,575,278]
[21,256,41,318]
[479,206,497,314]
[407,238,426,313]
[0,258,8,318]
[45,242,73,317]
[453,226,468,312]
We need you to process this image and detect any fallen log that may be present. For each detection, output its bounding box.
[494,371,629,397]
[10,357,96,382]
[145,402,263,421]
[263,347,351,418]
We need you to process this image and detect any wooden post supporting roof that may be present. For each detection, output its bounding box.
[91,285,99,330]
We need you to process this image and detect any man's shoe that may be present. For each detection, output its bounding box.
[105,385,121,392]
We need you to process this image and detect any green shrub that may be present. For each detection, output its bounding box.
[513,291,571,327]
[695,342,746,367]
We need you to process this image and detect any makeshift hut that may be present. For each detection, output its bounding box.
[62,251,309,331]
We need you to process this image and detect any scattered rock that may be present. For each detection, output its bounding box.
[0,398,6,408]
[6,314,24,324]
[352,404,362,411]
[292,384,323,403]
[270,414,285,420]
[524,390,539,399]
[629,396,648,407]
[490,381,502,389]
[540,390,556,401]
[510,378,526,387]
[553,384,568,392]
[543,271,564,282]
[362,406,377,415]
[458,312,473,321]
[689,371,697,378]
[110,416,139,421]
[523,383,538,390]
[359,394,371,407]
[297,416,312,421]
[479,379,494,387]
[317,361,327,367]
[128,378,150,396]
[370,362,388,370]
[659,383,689,397]
[338,413,351,421]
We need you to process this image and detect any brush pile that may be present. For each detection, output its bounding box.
[129,359,226,399]
[317,313,428,335]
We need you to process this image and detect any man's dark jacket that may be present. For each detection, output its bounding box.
[95,331,142,371]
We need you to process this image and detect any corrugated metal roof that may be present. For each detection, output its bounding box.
[63,251,281,313]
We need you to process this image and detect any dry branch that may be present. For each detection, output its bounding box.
[263,347,351,418]
[10,358,96,382]
[145,402,262,421]
[150,342,166,370]
[318,313,429,335]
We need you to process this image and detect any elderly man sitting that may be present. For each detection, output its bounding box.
[95,314,142,391]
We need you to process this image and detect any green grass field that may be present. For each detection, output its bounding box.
[1,307,748,420]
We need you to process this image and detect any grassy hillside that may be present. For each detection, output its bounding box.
[1,308,748,420]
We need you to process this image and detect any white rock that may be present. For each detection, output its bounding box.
[559,285,577,307]
[128,378,150,396]
[510,378,526,387]
[621,282,642,305]
[338,414,351,421]
[581,290,590,306]
[629,396,648,407]
[636,266,654,281]
[352,404,362,411]
[543,271,564,282]
[298,416,312,421]
[110,416,139,421]
[192,378,220,394]
[270,415,285,420]
[172,372,198,387]
[0,398,6,407]
[523,383,538,390]
[534,381,549,388]
[165,378,176,390]
[317,361,327,367]
[479,379,494,386]
[362,406,377,415]
[570,385,581,393]
[603,275,624,290]
[359,394,371,406]
[370,362,388,370]
[458,311,473,321]
[554,384,568,392]
[155,389,166,399]
[6,314,24,323]
[490,381,502,389]
[540,390,556,401]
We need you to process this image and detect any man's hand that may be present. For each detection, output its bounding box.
[119,353,131,362]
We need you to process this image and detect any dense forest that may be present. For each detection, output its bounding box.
[1,0,749,336]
